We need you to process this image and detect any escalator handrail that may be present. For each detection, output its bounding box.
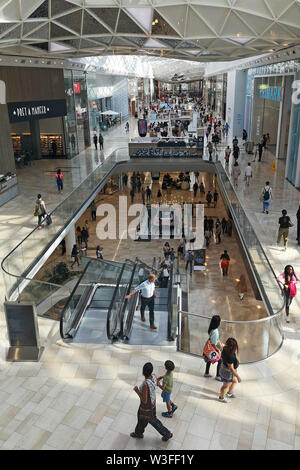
[59,260,92,339]
[135,258,159,274]
[167,264,175,341]
[120,261,138,339]
[106,263,127,340]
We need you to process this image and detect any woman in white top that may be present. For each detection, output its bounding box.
[244,163,252,186]
[231,162,241,187]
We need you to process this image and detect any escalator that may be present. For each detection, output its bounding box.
[60,256,179,346]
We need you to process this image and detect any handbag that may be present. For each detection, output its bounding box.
[138,383,154,421]
[203,339,221,364]
[46,214,52,226]
[289,283,297,297]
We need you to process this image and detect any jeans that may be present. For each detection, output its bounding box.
[135,407,172,438]
[185,259,193,274]
[284,290,293,315]
[141,296,155,325]
[263,201,270,212]
[38,213,46,226]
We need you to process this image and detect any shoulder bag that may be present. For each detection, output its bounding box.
[138,383,154,422]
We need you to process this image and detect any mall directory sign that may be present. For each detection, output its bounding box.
[4,302,44,361]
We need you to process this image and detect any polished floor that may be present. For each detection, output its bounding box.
[0,119,299,450]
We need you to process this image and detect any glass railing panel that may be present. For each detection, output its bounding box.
[215,163,284,317]
[107,263,133,339]
[178,312,284,364]
[2,147,129,300]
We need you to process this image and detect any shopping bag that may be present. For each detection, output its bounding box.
[203,340,221,364]
[46,214,52,226]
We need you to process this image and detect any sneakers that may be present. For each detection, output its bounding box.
[130,432,144,439]
[171,404,178,413]
[286,316,290,323]
[226,393,236,398]
[162,433,173,442]
[162,411,173,418]
[218,396,230,403]
[215,376,222,382]
[204,373,212,378]
[150,324,157,329]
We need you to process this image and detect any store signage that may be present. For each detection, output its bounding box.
[258,85,282,102]
[7,99,67,123]
[73,82,81,94]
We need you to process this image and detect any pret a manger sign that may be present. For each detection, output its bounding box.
[7,99,67,123]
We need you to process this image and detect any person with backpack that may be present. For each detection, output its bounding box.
[55,169,63,194]
[277,210,292,250]
[259,181,272,214]
[34,194,47,229]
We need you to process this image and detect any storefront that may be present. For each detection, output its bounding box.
[203,74,227,119]
[244,60,300,187]
[0,66,71,160]
[64,69,90,158]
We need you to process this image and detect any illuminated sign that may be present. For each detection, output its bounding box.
[258,85,282,102]
[8,99,67,123]
[73,82,81,94]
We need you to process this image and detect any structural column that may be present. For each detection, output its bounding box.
[65,224,76,259]
[29,119,42,160]
[0,104,17,174]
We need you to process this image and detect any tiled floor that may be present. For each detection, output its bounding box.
[0,118,299,449]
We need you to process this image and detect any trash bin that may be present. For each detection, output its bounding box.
[246,141,254,154]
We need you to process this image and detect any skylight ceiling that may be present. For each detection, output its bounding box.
[0,0,299,61]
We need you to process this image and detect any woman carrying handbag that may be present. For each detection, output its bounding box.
[203,315,223,381]
[277,265,299,323]
[130,362,173,442]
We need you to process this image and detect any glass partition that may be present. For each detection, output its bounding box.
[215,162,284,316]
[178,311,284,364]
[2,147,129,301]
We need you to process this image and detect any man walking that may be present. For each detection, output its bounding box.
[99,132,104,150]
[93,133,98,150]
[213,190,219,208]
[277,209,292,251]
[126,273,157,329]
[259,181,272,214]
[244,163,252,186]
[185,250,194,275]
[146,186,152,202]
[206,191,212,208]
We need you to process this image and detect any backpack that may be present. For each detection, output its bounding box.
[263,188,270,201]
[34,202,42,217]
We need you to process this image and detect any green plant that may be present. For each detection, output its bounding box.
[48,262,72,285]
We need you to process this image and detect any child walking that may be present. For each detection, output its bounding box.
[157,360,178,418]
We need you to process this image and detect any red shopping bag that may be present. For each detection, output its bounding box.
[203,340,221,364]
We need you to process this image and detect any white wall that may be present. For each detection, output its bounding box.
[226,70,246,138]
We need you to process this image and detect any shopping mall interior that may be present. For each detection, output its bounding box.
[0,0,299,452]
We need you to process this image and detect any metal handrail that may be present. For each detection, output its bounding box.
[178,310,284,324]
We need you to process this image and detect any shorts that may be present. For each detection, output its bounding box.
[220,376,233,383]
[161,391,171,403]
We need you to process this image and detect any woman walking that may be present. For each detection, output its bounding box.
[218,338,241,403]
[277,265,299,323]
[231,162,241,187]
[236,274,247,300]
[130,362,173,442]
[204,315,223,381]
[55,169,64,194]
